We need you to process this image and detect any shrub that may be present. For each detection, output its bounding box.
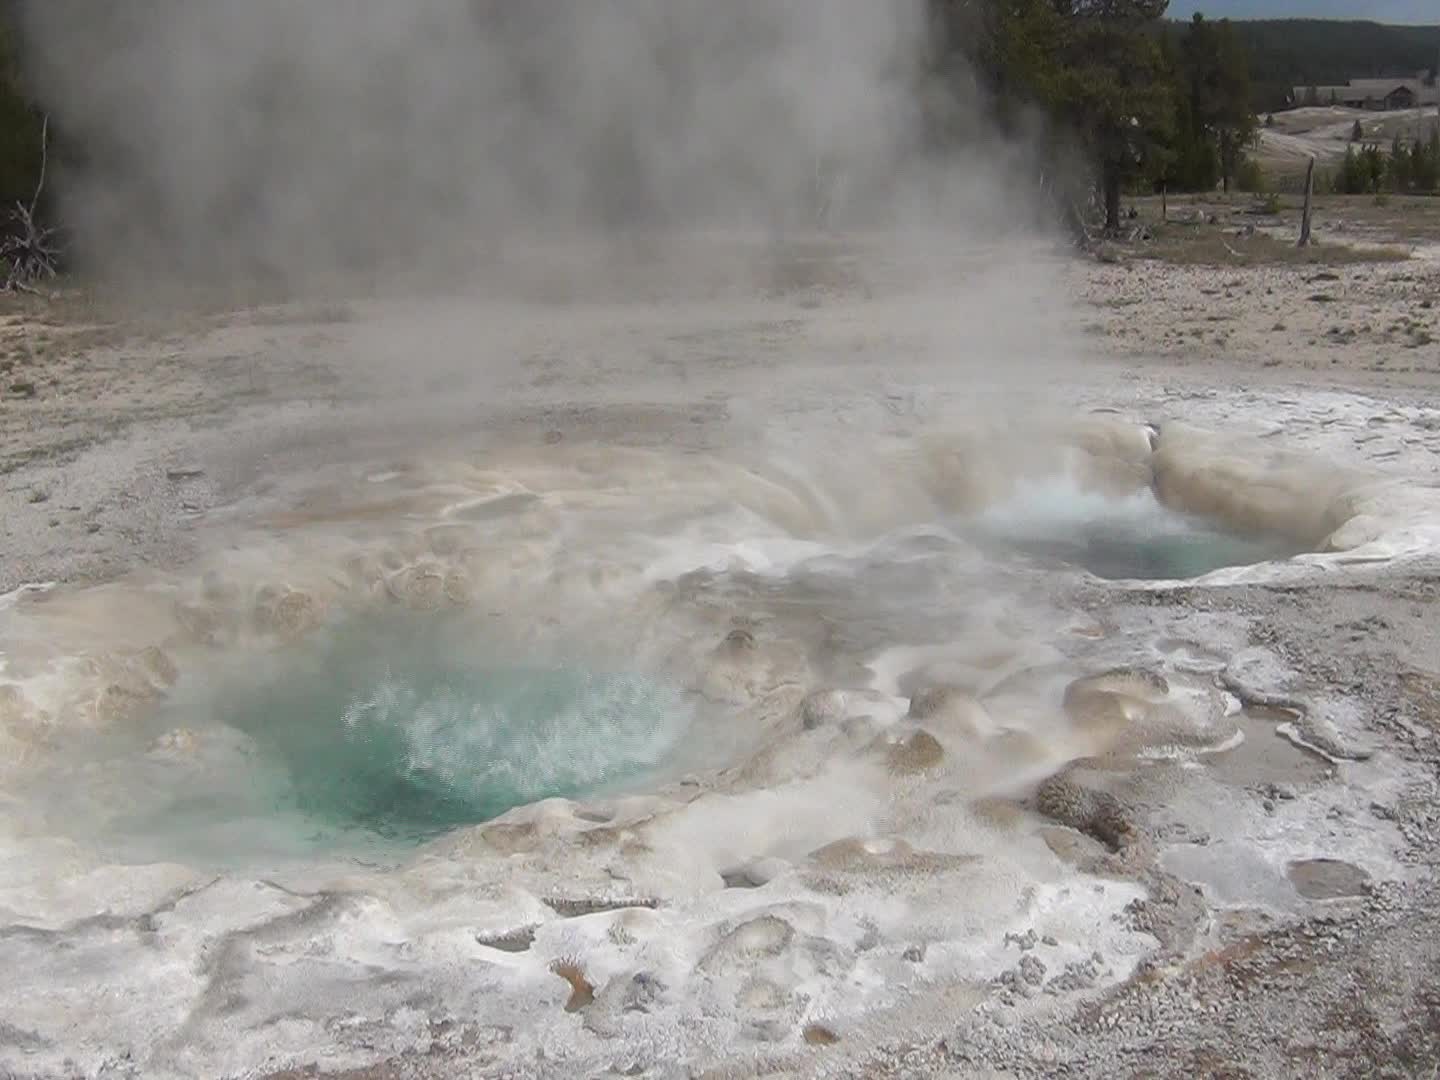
[1235,158,1266,193]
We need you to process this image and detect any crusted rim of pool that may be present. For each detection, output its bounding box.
[0,414,1436,1080]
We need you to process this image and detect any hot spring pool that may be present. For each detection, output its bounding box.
[13,482,1303,869]
[29,616,692,863]
[964,485,1302,581]
[2,412,1431,1080]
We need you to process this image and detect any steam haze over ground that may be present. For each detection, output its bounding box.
[6,4,1440,1079]
[20,0,1039,292]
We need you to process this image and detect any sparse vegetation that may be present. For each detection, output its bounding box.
[1133,223,1408,267]
[1237,161,1269,196]
[1094,191,1439,266]
[1334,134,1440,196]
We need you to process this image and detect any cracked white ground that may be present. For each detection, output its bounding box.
[0,237,1438,1079]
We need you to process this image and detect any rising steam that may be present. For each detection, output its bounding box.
[16,0,1022,289]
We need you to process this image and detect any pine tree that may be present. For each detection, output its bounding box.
[1335,145,1369,194]
[985,0,1173,232]
[1180,15,1256,195]
[0,22,48,213]
[1415,130,1440,192]
[1360,143,1386,193]
[1389,135,1410,193]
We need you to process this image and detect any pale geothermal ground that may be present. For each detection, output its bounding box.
[0,204,1438,1080]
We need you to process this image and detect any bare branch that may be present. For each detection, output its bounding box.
[8,279,50,299]
[4,114,61,294]
[28,114,49,221]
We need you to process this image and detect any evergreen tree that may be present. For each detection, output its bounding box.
[1180,15,1256,194]
[1389,134,1410,192]
[984,0,1173,232]
[1421,129,1440,192]
[1360,143,1386,193]
[1334,144,1379,194]
[0,21,46,213]
[1406,133,1435,193]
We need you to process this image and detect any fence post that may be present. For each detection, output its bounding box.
[1298,156,1315,248]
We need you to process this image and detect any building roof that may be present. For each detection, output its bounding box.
[1347,78,1422,97]
[1290,79,1439,105]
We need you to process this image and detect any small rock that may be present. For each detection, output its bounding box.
[622,972,664,1013]
[476,927,536,953]
[1005,929,1039,952]
[1046,956,1103,994]
[853,920,881,952]
[1019,954,1047,987]
[886,730,944,774]
[800,689,845,730]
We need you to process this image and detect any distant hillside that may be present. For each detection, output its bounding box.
[1161,19,1440,113]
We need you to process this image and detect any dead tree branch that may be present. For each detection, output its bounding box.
[29,113,48,221]
[3,113,61,294]
[1297,156,1315,249]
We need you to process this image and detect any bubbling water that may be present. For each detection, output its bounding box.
[232,616,692,840]
[28,614,693,863]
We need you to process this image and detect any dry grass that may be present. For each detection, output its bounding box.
[1126,223,1410,267]
[1135,192,1440,244]
[0,281,118,326]
[248,301,358,327]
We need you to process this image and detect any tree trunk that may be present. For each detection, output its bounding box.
[1103,167,1121,235]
